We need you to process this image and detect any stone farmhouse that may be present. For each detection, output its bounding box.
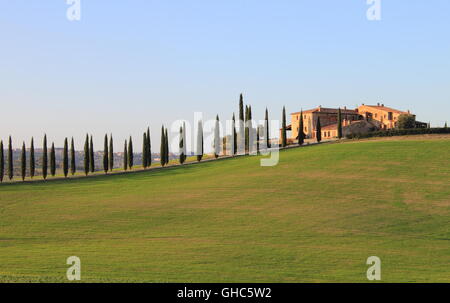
[286,103,425,142]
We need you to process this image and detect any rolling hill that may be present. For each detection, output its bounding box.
[0,135,449,282]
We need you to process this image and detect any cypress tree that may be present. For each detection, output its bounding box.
[63,138,69,177]
[316,117,322,143]
[109,134,114,171]
[30,137,35,178]
[8,136,13,180]
[248,106,253,153]
[256,126,260,155]
[42,135,48,180]
[70,137,76,175]
[196,121,203,162]
[84,134,89,176]
[103,134,109,174]
[214,115,220,158]
[0,140,4,182]
[265,108,270,149]
[160,126,166,166]
[179,126,185,164]
[50,143,56,177]
[21,142,26,181]
[146,127,151,167]
[232,113,237,155]
[238,94,245,154]
[142,132,147,168]
[128,136,133,169]
[298,110,305,145]
[165,128,169,164]
[239,94,244,123]
[89,136,94,173]
[123,140,128,171]
[337,108,343,139]
[281,106,287,147]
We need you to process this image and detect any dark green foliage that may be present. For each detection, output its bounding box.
[298,110,305,145]
[164,128,169,164]
[84,134,89,176]
[316,117,322,143]
[232,113,237,155]
[8,136,13,180]
[256,126,260,154]
[63,138,69,177]
[281,106,287,147]
[346,126,450,139]
[89,136,95,173]
[239,94,244,122]
[50,143,56,176]
[337,108,343,139]
[109,135,114,171]
[397,114,416,129]
[128,136,133,169]
[196,121,203,162]
[30,137,35,178]
[160,126,166,166]
[179,125,185,164]
[103,134,109,174]
[21,142,26,181]
[146,127,151,167]
[0,140,4,182]
[70,137,76,175]
[142,132,147,168]
[42,135,48,180]
[265,108,270,148]
[123,140,128,171]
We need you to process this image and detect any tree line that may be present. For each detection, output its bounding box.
[0,94,360,183]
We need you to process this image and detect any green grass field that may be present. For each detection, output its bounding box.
[0,136,449,282]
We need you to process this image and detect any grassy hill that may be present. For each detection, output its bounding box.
[0,136,449,282]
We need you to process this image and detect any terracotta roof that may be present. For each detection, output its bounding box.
[359,105,409,114]
[321,123,338,131]
[291,107,359,115]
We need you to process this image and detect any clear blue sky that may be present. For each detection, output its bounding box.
[1,0,449,151]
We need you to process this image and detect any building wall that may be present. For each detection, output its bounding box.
[357,105,409,129]
[290,110,360,140]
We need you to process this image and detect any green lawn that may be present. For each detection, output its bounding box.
[0,137,449,282]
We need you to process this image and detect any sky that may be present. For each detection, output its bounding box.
[1,0,449,152]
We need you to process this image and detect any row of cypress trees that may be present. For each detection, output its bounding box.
[1,95,281,182]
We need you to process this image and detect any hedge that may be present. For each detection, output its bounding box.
[346,127,450,139]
